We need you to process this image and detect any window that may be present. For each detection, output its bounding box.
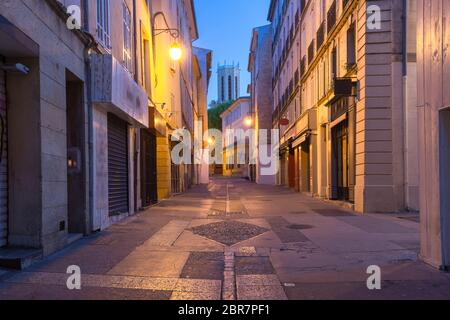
[235,76,238,99]
[97,0,111,48]
[347,23,356,68]
[123,1,132,72]
[331,47,337,79]
[221,76,225,101]
[228,76,232,101]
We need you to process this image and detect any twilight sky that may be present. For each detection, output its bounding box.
[193,0,271,105]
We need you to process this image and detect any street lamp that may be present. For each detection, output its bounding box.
[169,42,183,61]
[244,116,253,127]
[153,11,182,61]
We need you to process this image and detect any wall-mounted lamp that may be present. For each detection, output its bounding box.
[169,43,182,61]
[0,63,29,75]
[244,116,253,128]
[153,11,182,61]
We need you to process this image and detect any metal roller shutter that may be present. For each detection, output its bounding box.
[107,113,129,216]
[0,69,7,247]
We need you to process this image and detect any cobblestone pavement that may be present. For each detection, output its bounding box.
[1,177,450,300]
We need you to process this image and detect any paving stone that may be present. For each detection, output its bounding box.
[267,217,311,243]
[0,282,172,300]
[235,257,275,275]
[237,284,287,300]
[236,275,281,286]
[108,251,190,278]
[6,272,180,291]
[142,220,190,247]
[180,252,224,280]
[338,216,417,234]
[174,278,222,294]
[191,221,269,246]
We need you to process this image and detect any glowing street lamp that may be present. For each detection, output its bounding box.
[169,43,183,61]
[153,12,182,61]
[244,116,253,127]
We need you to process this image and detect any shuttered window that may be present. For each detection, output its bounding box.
[107,113,129,216]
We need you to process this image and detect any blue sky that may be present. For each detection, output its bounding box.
[193,0,271,105]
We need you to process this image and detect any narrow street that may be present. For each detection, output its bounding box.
[0,178,449,300]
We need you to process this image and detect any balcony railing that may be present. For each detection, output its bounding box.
[91,54,149,128]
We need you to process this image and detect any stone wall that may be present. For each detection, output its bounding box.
[0,0,88,255]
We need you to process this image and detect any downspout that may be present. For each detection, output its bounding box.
[402,0,408,210]
[133,0,139,213]
[82,0,95,233]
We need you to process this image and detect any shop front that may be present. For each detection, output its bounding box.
[329,92,356,203]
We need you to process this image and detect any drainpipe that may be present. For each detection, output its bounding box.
[132,0,139,213]
[402,0,408,210]
[82,0,95,233]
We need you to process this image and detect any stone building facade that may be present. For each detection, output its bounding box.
[221,97,253,178]
[151,0,200,198]
[193,47,213,185]
[0,0,210,266]
[417,0,450,270]
[0,0,91,257]
[269,0,303,190]
[90,0,153,230]
[269,0,418,213]
[248,25,277,185]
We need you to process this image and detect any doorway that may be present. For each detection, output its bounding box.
[300,141,311,193]
[439,109,450,269]
[66,72,86,235]
[141,129,158,207]
[332,120,349,201]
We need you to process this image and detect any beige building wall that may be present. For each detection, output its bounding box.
[151,0,198,198]
[0,0,90,255]
[221,98,252,178]
[417,0,450,270]
[88,0,155,229]
[249,25,276,185]
[193,47,213,185]
[269,0,302,188]
[269,0,417,213]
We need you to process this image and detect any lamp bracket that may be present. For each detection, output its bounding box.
[153,12,180,38]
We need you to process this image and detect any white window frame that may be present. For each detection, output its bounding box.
[122,1,133,72]
[97,0,111,49]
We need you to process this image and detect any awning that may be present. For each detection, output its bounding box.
[292,133,308,148]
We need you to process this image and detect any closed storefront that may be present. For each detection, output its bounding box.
[0,68,7,247]
[107,113,129,216]
[329,95,356,203]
